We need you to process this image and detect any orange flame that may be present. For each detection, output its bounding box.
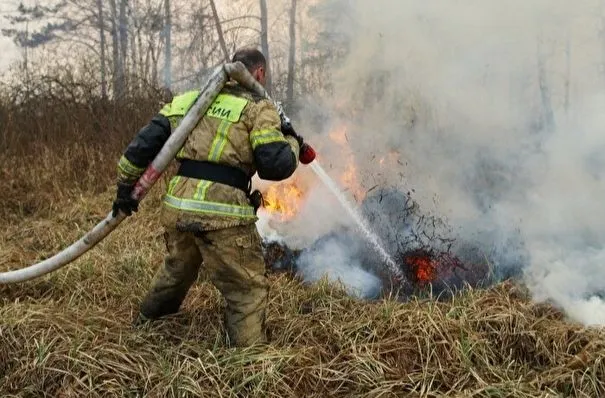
[262,180,305,221]
[328,124,366,202]
[261,123,368,221]
[329,125,349,146]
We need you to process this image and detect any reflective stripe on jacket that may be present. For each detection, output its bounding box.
[116,81,299,231]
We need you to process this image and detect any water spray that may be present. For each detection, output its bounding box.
[308,161,404,281]
[223,63,402,282]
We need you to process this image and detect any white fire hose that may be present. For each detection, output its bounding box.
[0,61,270,284]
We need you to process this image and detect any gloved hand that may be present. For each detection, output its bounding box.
[112,182,139,217]
[299,143,316,164]
[281,120,304,147]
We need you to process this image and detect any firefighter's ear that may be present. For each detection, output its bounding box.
[253,66,266,86]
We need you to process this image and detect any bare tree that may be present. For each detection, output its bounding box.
[537,38,555,132]
[260,0,271,93]
[131,0,164,88]
[285,0,297,110]
[96,0,107,99]
[209,0,229,62]
[119,0,128,94]
[0,0,337,101]
[164,0,171,89]
[109,0,123,98]
[297,2,307,95]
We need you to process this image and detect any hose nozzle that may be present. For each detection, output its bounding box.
[300,143,316,164]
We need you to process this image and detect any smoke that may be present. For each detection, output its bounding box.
[296,231,383,300]
[264,0,605,324]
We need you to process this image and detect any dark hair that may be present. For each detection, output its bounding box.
[231,48,266,73]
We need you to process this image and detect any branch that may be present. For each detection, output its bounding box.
[208,0,229,62]
[220,15,261,24]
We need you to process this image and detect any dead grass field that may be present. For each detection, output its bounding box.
[1,145,605,398]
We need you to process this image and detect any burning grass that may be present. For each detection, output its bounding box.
[2,177,605,396]
[262,179,307,222]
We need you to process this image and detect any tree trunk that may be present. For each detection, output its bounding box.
[135,15,145,83]
[130,16,138,95]
[198,11,206,69]
[260,0,271,93]
[297,3,306,95]
[209,0,229,62]
[151,44,158,85]
[286,0,297,111]
[97,0,107,100]
[164,0,171,89]
[119,0,128,95]
[109,0,122,99]
[537,39,555,132]
[564,30,571,115]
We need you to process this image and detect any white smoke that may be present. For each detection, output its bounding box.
[255,167,355,249]
[256,170,385,298]
[257,0,605,324]
[296,233,383,299]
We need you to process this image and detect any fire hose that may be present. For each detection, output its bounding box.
[222,63,316,164]
[0,61,315,285]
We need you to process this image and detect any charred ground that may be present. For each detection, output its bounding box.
[264,186,523,302]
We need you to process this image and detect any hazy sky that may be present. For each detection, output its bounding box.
[0,0,19,73]
[0,36,17,72]
[0,0,300,74]
[0,0,19,72]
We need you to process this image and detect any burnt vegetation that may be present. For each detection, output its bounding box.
[265,186,522,301]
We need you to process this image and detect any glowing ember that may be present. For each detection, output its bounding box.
[405,254,438,285]
[262,180,305,221]
[401,249,468,288]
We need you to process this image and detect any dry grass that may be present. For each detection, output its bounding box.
[1,152,605,397]
[2,90,605,397]
[0,83,165,222]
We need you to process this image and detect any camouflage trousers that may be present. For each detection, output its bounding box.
[138,223,269,347]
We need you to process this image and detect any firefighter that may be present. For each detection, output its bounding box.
[111,48,304,347]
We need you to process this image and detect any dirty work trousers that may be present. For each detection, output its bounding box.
[138,223,268,347]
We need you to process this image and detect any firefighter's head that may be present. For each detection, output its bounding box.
[232,48,267,86]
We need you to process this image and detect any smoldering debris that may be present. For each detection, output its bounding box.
[262,185,524,301]
[262,240,299,274]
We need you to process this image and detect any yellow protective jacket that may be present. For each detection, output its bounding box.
[116,81,300,231]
